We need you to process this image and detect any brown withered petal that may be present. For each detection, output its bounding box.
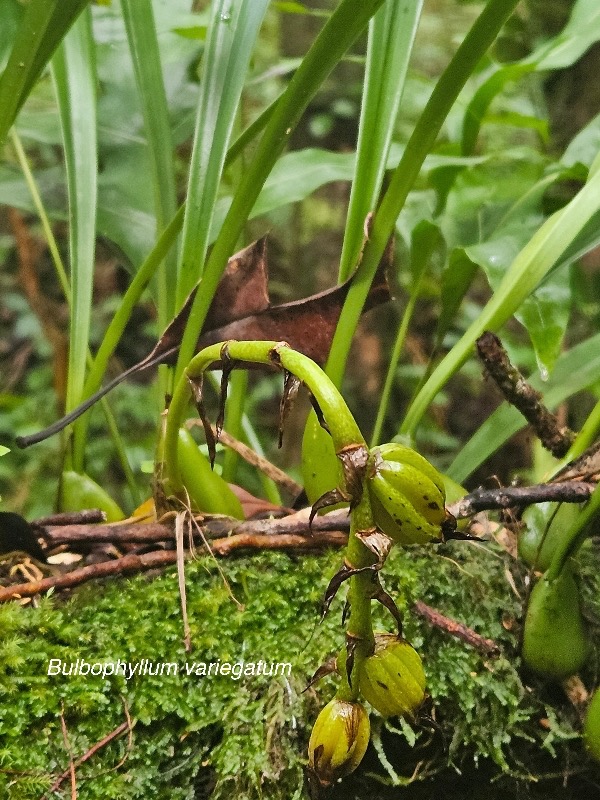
[278,371,301,448]
[302,658,338,694]
[321,561,376,619]
[187,375,217,468]
[309,489,350,530]
[354,527,392,563]
[372,580,404,634]
[337,444,369,507]
[215,343,240,440]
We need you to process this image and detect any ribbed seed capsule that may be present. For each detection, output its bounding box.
[367,444,446,545]
[369,472,443,545]
[308,698,370,786]
[377,461,445,524]
[376,443,446,495]
[359,635,426,718]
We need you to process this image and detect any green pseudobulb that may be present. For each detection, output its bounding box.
[522,562,589,680]
[519,502,580,572]
[60,470,124,522]
[584,688,600,762]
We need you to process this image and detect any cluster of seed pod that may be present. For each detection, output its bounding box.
[308,443,450,787]
[309,635,426,786]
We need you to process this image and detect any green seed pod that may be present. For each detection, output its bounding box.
[60,470,124,522]
[308,698,370,786]
[583,688,600,762]
[367,444,446,546]
[359,634,426,718]
[522,562,590,680]
[368,472,443,545]
[376,461,445,525]
[375,443,446,495]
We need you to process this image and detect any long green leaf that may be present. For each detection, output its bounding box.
[324,0,521,388]
[0,0,90,144]
[339,0,423,281]
[175,0,387,381]
[121,0,178,328]
[401,159,600,438]
[51,9,97,469]
[176,0,270,307]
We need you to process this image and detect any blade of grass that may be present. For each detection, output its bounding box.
[339,0,423,282]
[51,9,97,472]
[401,158,600,439]
[370,221,443,446]
[176,0,270,307]
[10,128,140,504]
[121,0,178,329]
[0,0,90,145]
[174,0,387,382]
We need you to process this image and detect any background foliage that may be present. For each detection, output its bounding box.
[2,0,600,797]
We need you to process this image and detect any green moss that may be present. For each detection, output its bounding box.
[0,542,598,798]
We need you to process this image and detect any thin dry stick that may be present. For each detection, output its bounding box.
[42,711,132,800]
[476,331,576,458]
[0,531,348,602]
[35,510,106,526]
[42,508,351,546]
[412,600,500,657]
[447,480,595,519]
[188,419,302,496]
[59,705,77,800]
[175,512,191,653]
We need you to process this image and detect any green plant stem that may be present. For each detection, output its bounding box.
[371,288,419,447]
[9,130,70,300]
[546,481,600,581]
[337,491,377,701]
[324,0,520,389]
[165,340,376,701]
[164,341,365,494]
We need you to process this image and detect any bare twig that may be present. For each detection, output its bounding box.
[412,600,500,657]
[42,509,351,547]
[187,420,302,496]
[175,513,191,652]
[35,510,106,526]
[58,705,77,800]
[476,331,575,457]
[447,480,595,519]
[0,530,348,602]
[42,712,132,800]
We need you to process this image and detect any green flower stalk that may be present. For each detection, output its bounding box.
[161,339,378,687]
[161,340,449,781]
